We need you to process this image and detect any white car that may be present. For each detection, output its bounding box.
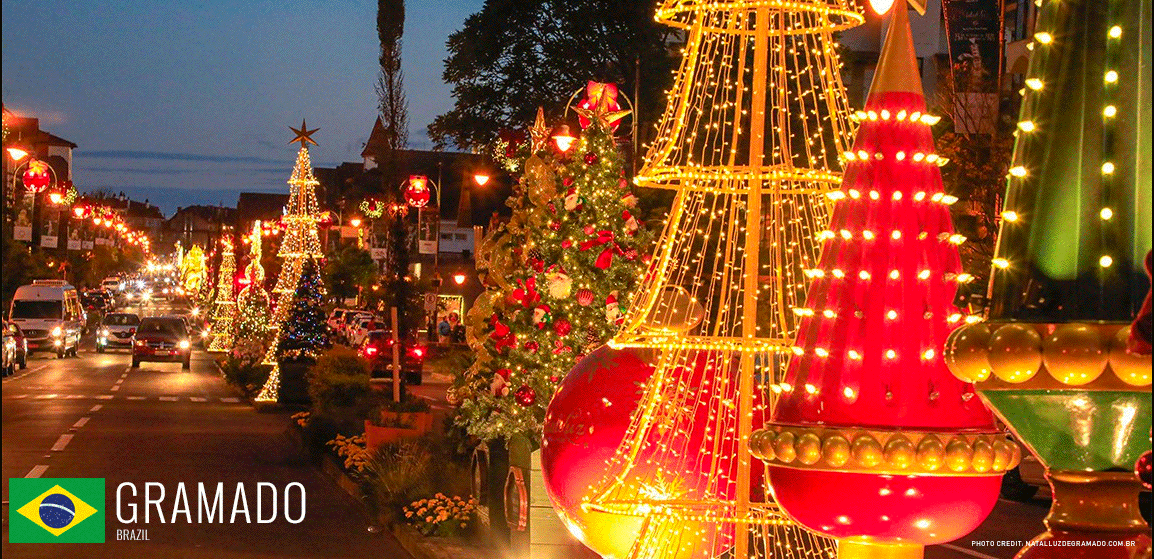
[96,313,141,352]
[349,317,379,347]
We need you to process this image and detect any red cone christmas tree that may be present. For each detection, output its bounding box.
[754,3,1019,558]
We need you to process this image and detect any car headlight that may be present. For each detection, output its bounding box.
[134,339,147,346]
[101,328,110,336]
[178,340,190,350]
[54,339,62,346]
[51,326,63,337]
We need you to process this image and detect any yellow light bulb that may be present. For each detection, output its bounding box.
[1102,162,1115,174]
[1100,255,1114,267]
[1002,211,1020,222]
[1017,121,1036,132]
[1100,208,1114,220]
[1105,70,1119,83]
[1009,166,1028,177]
[1104,105,1117,117]
[1035,32,1053,44]
[993,258,1011,269]
[1025,78,1044,90]
[1109,26,1122,38]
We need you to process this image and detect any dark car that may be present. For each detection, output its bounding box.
[132,317,192,369]
[360,330,425,385]
[5,321,29,371]
[97,313,141,352]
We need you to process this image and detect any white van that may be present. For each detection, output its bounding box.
[9,280,84,358]
[101,276,122,293]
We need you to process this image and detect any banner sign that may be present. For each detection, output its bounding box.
[14,192,33,242]
[943,0,1002,134]
[40,209,60,248]
[417,207,439,255]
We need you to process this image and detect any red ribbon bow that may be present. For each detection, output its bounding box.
[579,230,623,269]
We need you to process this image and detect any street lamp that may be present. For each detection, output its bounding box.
[453,273,467,286]
[473,173,491,187]
[552,125,577,153]
[7,146,29,161]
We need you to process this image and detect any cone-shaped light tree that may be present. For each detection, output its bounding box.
[207,238,237,353]
[255,122,325,402]
[944,0,1152,552]
[755,3,1017,559]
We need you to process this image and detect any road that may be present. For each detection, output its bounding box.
[2,301,413,558]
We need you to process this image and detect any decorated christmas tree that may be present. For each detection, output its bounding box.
[207,238,237,353]
[255,121,325,402]
[235,220,271,345]
[755,3,1014,558]
[945,0,1152,552]
[457,99,649,441]
[577,0,862,556]
[276,257,329,361]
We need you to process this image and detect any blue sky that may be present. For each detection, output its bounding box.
[2,0,483,214]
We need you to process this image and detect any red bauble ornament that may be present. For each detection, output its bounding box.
[404,176,432,208]
[541,346,654,558]
[576,289,595,306]
[1137,450,1152,491]
[553,318,572,337]
[22,160,52,193]
[523,340,540,354]
[584,152,598,165]
[514,385,536,407]
[542,348,768,559]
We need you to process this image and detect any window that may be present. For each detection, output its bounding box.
[11,300,61,319]
[440,233,453,240]
[454,233,467,240]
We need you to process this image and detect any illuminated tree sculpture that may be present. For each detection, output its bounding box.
[255,121,325,403]
[181,244,207,295]
[944,0,1152,553]
[235,220,271,346]
[581,0,863,557]
[207,238,237,353]
[753,3,1017,559]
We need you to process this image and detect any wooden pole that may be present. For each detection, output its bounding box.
[391,306,401,403]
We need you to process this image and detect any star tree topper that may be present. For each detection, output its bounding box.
[289,119,319,148]
[573,81,632,130]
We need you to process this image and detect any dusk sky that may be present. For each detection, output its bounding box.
[2,0,483,214]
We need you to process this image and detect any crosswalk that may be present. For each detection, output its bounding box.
[5,393,242,404]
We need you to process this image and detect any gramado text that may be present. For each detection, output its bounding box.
[116,482,306,524]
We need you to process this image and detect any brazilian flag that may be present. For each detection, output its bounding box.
[9,478,105,543]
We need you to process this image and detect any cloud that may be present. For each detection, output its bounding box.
[75,150,284,165]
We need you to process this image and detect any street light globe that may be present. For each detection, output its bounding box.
[349,218,363,228]
[6,146,29,161]
[473,173,491,187]
[453,273,467,285]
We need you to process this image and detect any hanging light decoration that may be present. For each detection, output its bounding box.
[404,175,432,208]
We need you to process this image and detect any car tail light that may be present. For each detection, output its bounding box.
[134,339,147,346]
[129,328,136,335]
[364,345,379,357]
[410,347,425,359]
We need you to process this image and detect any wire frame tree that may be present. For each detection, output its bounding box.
[581,1,863,558]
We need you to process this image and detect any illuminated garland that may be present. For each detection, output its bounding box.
[207,239,237,353]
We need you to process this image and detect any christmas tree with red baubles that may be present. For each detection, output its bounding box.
[755,3,1019,558]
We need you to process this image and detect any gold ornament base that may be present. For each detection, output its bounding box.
[839,537,923,559]
[1046,470,1148,533]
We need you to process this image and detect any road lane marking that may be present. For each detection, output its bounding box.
[10,394,28,399]
[25,465,49,478]
[73,417,90,428]
[96,394,114,400]
[124,367,133,374]
[115,379,124,384]
[64,394,86,399]
[90,404,103,412]
[190,397,207,402]
[126,396,146,400]
[51,434,73,451]
[110,385,120,391]
[220,397,240,403]
[2,364,49,382]
[940,544,1001,559]
[159,396,179,402]
[34,394,59,399]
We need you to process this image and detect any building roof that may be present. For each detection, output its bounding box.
[169,205,237,226]
[236,192,290,226]
[361,118,388,158]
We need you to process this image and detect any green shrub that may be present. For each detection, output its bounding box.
[219,355,271,397]
[307,347,375,434]
[361,435,471,526]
